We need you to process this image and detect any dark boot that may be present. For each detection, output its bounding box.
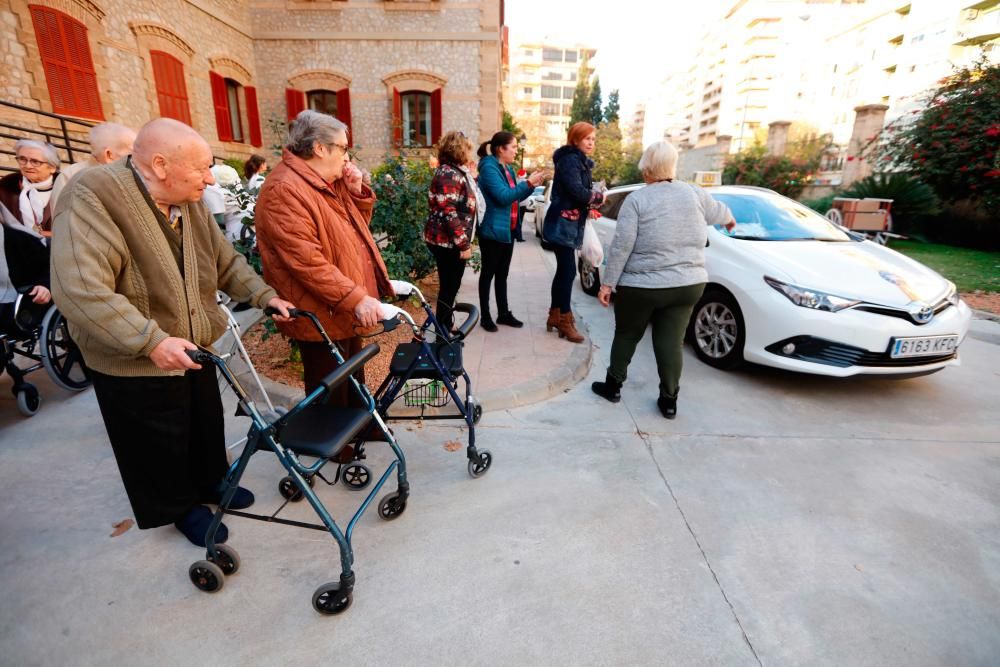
[496,311,524,328]
[546,308,560,332]
[480,311,498,332]
[657,394,678,420]
[591,372,622,403]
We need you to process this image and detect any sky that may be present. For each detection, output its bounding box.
[504,0,728,119]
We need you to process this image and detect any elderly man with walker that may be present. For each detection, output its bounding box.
[51,118,294,546]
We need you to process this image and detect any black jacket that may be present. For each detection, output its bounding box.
[1,222,50,290]
[542,145,600,249]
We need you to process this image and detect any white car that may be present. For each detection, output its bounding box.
[582,184,972,377]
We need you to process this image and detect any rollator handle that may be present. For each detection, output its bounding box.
[264,306,309,319]
[452,302,480,340]
[184,348,212,364]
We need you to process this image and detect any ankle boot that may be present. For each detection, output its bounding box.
[657,394,678,419]
[496,311,524,328]
[480,314,497,332]
[555,312,584,343]
[591,372,622,403]
[546,308,560,332]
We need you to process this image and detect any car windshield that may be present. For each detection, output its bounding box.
[712,191,851,242]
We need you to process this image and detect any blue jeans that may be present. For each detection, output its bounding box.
[550,244,577,313]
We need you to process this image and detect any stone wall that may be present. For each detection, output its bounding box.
[0,0,502,169]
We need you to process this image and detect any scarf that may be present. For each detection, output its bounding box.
[16,176,53,239]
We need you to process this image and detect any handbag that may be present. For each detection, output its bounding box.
[580,220,603,267]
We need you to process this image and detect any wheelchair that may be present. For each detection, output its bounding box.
[0,289,91,416]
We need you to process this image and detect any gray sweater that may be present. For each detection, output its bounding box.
[603,181,732,290]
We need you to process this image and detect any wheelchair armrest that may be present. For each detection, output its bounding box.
[452,302,479,340]
[317,343,380,394]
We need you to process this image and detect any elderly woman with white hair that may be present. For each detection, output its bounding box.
[591,141,734,419]
[0,140,58,327]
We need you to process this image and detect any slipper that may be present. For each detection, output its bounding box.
[174,505,228,547]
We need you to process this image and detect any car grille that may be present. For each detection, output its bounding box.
[765,336,957,368]
[854,298,952,325]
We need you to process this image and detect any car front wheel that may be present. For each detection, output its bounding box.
[578,259,601,297]
[688,289,745,369]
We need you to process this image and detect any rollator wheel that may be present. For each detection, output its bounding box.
[15,385,40,417]
[467,449,493,478]
[189,561,225,593]
[278,475,314,502]
[377,492,407,520]
[312,582,352,615]
[471,402,483,426]
[342,464,371,491]
[208,544,240,575]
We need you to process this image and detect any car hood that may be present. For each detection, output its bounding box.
[730,237,950,306]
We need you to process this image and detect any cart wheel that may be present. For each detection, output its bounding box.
[341,464,371,491]
[825,208,843,226]
[15,385,40,417]
[189,561,225,593]
[312,582,352,615]
[471,402,483,426]
[278,475,314,502]
[208,544,240,575]
[468,449,493,478]
[377,492,407,520]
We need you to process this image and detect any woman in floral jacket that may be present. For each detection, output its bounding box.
[425,131,478,332]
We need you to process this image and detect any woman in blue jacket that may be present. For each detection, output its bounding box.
[476,132,544,331]
[542,122,603,343]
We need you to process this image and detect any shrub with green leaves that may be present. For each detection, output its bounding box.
[841,172,940,225]
[722,144,819,199]
[370,155,435,280]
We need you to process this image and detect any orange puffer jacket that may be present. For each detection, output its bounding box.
[255,149,392,342]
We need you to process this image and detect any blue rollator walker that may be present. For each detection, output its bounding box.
[362,279,492,479]
[185,307,408,615]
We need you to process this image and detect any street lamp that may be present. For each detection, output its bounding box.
[517,133,527,170]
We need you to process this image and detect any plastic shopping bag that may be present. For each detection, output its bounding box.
[581,221,604,267]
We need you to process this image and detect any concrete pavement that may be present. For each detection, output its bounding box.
[2,223,999,665]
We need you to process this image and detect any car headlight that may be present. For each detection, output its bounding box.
[763,276,861,312]
[945,281,960,306]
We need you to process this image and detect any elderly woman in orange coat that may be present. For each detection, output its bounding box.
[254,110,393,400]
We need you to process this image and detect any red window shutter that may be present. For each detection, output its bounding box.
[150,50,191,125]
[210,71,232,142]
[285,88,305,122]
[245,86,262,147]
[430,88,442,146]
[392,87,402,148]
[29,5,104,120]
[336,88,353,147]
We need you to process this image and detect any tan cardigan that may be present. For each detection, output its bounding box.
[50,158,277,377]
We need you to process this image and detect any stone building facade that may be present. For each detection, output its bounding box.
[0,0,505,169]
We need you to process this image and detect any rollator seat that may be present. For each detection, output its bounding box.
[278,404,373,459]
[389,342,463,379]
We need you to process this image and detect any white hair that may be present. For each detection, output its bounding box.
[638,141,679,182]
[89,122,135,159]
[14,139,60,168]
[210,164,240,187]
[286,110,348,159]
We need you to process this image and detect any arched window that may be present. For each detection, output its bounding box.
[150,51,191,125]
[28,4,103,120]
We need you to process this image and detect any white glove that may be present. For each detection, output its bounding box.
[378,302,406,321]
[389,279,415,296]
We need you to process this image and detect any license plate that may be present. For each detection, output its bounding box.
[890,335,959,358]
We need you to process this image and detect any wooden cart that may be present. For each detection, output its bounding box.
[825,197,898,244]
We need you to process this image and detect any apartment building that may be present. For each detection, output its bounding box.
[504,39,596,167]
[0,0,506,169]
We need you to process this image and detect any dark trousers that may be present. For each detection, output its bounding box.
[514,207,525,241]
[609,283,705,399]
[90,367,230,529]
[478,236,514,319]
[298,335,364,402]
[427,243,467,332]
[550,244,577,313]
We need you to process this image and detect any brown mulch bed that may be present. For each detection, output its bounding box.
[960,291,1000,315]
[243,275,440,391]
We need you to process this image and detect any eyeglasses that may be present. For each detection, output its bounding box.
[15,156,49,168]
[327,142,350,156]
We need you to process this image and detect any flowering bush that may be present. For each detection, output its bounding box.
[722,144,819,199]
[370,155,436,280]
[869,59,999,212]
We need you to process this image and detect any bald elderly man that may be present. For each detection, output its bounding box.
[50,122,136,206]
[51,118,294,547]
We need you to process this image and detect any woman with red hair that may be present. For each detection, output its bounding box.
[541,122,604,343]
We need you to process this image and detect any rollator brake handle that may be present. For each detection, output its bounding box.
[264,306,308,319]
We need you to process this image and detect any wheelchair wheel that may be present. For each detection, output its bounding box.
[278,474,314,502]
[15,384,40,417]
[471,401,483,426]
[40,307,91,392]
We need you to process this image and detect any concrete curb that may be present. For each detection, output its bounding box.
[971,307,1000,323]
[232,310,594,414]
